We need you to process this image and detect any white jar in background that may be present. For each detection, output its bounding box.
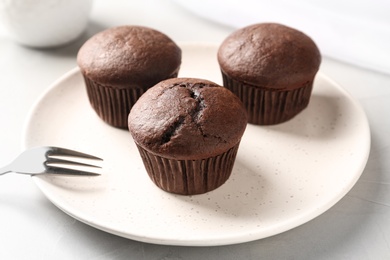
[0,0,93,48]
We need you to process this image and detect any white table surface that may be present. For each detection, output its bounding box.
[1,1,390,259]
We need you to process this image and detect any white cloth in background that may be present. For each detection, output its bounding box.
[174,0,390,75]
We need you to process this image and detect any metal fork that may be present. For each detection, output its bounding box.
[0,146,102,176]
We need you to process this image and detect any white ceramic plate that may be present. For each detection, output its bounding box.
[23,43,370,246]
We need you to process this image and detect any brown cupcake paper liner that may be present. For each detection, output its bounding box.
[221,72,314,125]
[82,77,144,128]
[135,143,240,195]
[82,72,179,129]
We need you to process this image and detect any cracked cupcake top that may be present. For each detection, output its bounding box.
[128,78,248,160]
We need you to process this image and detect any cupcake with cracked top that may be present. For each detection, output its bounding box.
[77,25,181,128]
[218,23,321,125]
[128,78,247,195]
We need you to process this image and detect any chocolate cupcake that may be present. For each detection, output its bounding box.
[128,78,247,195]
[218,23,321,125]
[77,25,181,128]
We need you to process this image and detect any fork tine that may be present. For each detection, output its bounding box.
[46,157,102,169]
[45,166,101,176]
[47,147,102,160]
